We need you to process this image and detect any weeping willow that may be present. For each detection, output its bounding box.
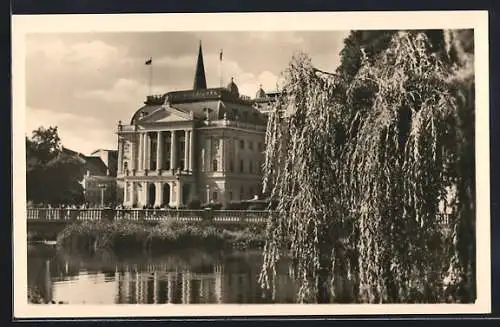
[259,30,475,304]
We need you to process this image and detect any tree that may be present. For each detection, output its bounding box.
[260,30,475,303]
[26,126,85,205]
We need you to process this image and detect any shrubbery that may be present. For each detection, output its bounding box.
[56,219,266,255]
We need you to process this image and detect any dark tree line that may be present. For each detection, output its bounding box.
[26,126,85,205]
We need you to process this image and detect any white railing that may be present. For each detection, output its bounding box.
[26,208,270,225]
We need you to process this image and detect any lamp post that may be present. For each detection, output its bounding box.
[98,184,106,208]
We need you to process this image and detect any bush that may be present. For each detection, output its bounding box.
[187,198,202,209]
[248,203,266,210]
[202,202,222,210]
[56,218,266,255]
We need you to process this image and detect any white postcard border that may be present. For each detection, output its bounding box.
[12,11,490,318]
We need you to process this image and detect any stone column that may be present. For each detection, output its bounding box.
[176,181,182,207]
[132,182,137,206]
[143,133,148,171]
[130,139,136,171]
[144,133,150,171]
[169,181,176,208]
[154,182,163,207]
[156,131,163,171]
[124,182,128,203]
[189,130,194,172]
[171,130,177,170]
[184,130,189,172]
[220,137,225,172]
[138,133,144,171]
[141,181,148,207]
[117,138,124,174]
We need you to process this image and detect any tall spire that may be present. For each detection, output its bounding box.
[193,41,207,90]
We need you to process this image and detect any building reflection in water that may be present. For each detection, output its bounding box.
[114,255,296,304]
[28,247,297,304]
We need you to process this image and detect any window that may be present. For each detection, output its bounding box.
[239,140,245,150]
[240,159,244,173]
[228,192,233,201]
[213,192,218,201]
[240,186,245,200]
[249,161,253,174]
[258,142,263,152]
[249,141,253,151]
[229,160,234,172]
[212,159,218,171]
[123,161,128,171]
[249,187,254,198]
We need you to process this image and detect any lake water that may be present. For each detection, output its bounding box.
[27,244,297,304]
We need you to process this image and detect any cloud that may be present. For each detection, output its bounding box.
[24,31,350,154]
[26,106,117,155]
[250,32,304,45]
[27,37,124,72]
[75,78,146,103]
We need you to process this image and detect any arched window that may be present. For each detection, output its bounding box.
[212,159,218,171]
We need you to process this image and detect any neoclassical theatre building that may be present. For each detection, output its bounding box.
[116,44,276,208]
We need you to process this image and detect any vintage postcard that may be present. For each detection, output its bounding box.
[12,11,490,318]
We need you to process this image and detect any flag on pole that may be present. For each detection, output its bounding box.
[145,57,152,65]
[219,49,223,61]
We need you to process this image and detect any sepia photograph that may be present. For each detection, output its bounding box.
[12,11,490,317]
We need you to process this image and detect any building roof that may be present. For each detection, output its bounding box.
[128,42,272,126]
[90,149,117,155]
[193,41,207,90]
[255,85,266,99]
[83,156,108,175]
[226,77,239,97]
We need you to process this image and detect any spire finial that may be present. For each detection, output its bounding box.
[193,41,207,90]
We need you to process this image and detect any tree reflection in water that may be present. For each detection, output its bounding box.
[27,244,297,304]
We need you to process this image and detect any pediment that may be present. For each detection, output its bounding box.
[137,105,192,124]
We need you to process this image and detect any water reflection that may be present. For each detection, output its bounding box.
[27,244,297,304]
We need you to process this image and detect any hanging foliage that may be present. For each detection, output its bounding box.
[260,30,475,304]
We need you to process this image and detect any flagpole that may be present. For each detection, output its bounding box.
[145,57,153,96]
[219,49,223,88]
[148,58,153,95]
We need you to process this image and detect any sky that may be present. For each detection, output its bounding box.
[25,31,350,155]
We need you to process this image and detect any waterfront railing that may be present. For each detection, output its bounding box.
[26,208,269,225]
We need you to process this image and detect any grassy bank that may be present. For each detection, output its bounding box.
[56,220,266,255]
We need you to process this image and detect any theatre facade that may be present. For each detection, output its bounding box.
[116,44,275,208]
